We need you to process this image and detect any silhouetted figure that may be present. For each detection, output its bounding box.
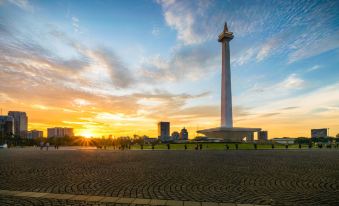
[299,144,302,149]
[225,144,229,150]
[235,144,238,150]
[40,141,44,150]
[271,144,275,149]
[167,144,170,150]
[199,144,202,150]
[152,145,154,150]
[285,144,288,149]
[46,142,49,151]
[141,145,143,150]
[184,144,187,150]
[308,143,312,149]
[254,143,257,150]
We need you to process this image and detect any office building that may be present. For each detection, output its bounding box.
[158,121,170,141]
[27,130,43,139]
[180,127,188,140]
[8,111,28,138]
[272,138,295,145]
[258,131,268,141]
[311,128,328,138]
[171,131,179,140]
[0,116,14,141]
[47,127,74,138]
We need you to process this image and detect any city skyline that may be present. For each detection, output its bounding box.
[1,0,339,138]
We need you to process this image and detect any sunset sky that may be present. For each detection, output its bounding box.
[1,0,339,138]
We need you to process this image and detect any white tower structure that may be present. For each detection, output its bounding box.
[218,22,234,128]
[197,22,262,142]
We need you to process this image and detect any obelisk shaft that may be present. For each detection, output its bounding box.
[221,40,233,128]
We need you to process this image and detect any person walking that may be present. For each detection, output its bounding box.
[46,142,50,151]
[40,141,44,150]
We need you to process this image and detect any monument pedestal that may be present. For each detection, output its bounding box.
[197,127,261,142]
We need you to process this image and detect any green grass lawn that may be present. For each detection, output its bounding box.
[129,143,321,150]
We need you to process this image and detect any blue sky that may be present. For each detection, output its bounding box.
[1,0,339,138]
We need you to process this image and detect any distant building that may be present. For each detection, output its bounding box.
[143,137,158,144]
[171,131,180,141]
[158,122,170,141]
[0,116,14,141]
[311,128,328,138]
[47,127,74,138]
[8,111,28,138]
[194,136,223,142]
[272,138,295,144]
[258,131,268,141]
[180,127,188,140]
[27,130,43,139]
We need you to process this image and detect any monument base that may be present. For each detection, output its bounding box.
[197,127,261,142]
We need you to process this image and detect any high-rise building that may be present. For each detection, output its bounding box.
[0,115,14,142]
[171,131,179,140]
[27,130,43,139]
[258,131,268,141]
[47,127,74,138]
[158,122,170,141]
[8,111,28,138]
[180,127,188,140]
[311,128,328,138]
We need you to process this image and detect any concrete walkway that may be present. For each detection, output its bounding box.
[0,190,269,206]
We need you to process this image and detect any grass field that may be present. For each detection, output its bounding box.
[129,143,327,150]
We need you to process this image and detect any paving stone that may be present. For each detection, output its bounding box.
[184,201,201,206]
[41,193,63,199]
[100,196,120,203]
[86,195,106,202]
[0,190,21,196]
[53,193,75,199]
[116,197,135,204]
[132,198,151,205]
[13,191,36,197]
[27,192,49,198]
[0,148,338,206]
[219,203,236,206]
[149,199,167,205]
[70,194,91,201]
[202,202,219,206]
[166,200,184,206]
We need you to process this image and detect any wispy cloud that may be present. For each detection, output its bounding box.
[139,44,218,82]
[7,0,32,11]
[288,30,339,63]
[306,65,322,72]
[238,73,305,106]
[157,0,214,45]
[71,16,80,33]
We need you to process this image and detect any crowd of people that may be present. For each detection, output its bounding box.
[39,141,59,150]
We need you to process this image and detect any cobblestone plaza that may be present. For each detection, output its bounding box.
[0,148,338,206]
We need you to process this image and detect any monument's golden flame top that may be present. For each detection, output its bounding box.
[218,21,234,42]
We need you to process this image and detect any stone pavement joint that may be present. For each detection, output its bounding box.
[0,189,270,205]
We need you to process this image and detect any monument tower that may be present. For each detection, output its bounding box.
[219,22,233,128]
[197,22,262,142]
